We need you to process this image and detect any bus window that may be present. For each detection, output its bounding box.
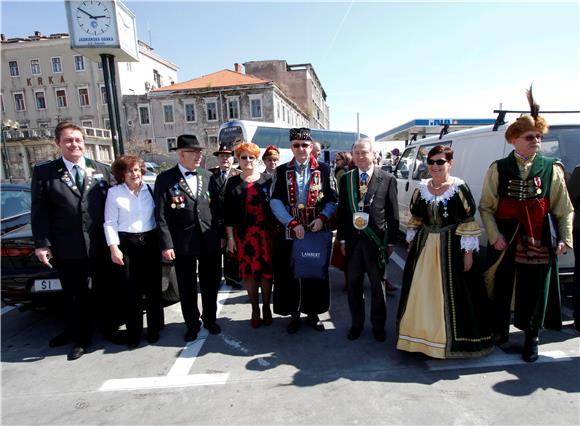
[252,127,288,148]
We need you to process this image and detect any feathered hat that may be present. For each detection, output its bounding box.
[505,84,549,142]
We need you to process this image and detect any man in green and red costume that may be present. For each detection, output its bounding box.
[479,90,573,362]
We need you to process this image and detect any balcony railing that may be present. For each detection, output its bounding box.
[2,126,112,141]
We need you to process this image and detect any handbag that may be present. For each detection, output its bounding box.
[291,230,333,280]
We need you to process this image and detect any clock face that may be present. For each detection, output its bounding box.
[75,1,112,35]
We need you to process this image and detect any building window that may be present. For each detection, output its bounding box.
[9,61,19,77]
[153,69,161,88]
[163,103,174,124]
[167,137,177,151]
[250,95,262,119]
[30,59,41,75]
[35,91,46,110]
[55,88,68,108]
[126,63,132,72]
[100,85,108,105]
[97,61,103,70]
[205,99,217,121]
[74,55,85,72]
[227,98,240,120]
[184,102,196,122]
[1,94,4,112]
[13,92,26,111]
[78,87,90,107]
[277,102,280,119]
[104,118,111,129]
[282,106,286,122]
[138,104,151,125]
[51,57,62,73]
[81,120,94,128]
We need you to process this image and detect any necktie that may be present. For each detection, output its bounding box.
[221,170,227,179]
[74,165,84,192]
[360,172,368,185]
[185,170,197,176]
[298,163,306,173]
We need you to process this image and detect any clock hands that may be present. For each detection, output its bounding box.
[77,7,96,19]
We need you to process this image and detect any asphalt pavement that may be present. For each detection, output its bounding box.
[2,245,579,425]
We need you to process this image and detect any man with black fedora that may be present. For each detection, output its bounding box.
[209,142,242,289]
[154,134,222,341]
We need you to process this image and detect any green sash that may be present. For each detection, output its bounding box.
[345,170,389,266]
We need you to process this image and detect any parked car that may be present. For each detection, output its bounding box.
[1,183,179,308]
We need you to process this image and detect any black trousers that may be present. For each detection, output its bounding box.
[117,231,163,343]
[346,237,386,331]
[173,252,221,330]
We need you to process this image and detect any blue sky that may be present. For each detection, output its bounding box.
[2,0,579,138]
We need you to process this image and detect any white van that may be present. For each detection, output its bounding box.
[393,123,579,276]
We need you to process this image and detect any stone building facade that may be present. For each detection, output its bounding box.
[243,60,330,129]
[122,66,309,156]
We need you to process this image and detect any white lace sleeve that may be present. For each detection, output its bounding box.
[406,229,417,243]
[460,236,480,252]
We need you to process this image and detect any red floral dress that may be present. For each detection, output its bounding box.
[234,182,273,280]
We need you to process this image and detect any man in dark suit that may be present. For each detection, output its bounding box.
[31,121,115,360]
[270,128,338,334]
[209,143,241,289]
[337,138,399,342]
[154,134,222,342]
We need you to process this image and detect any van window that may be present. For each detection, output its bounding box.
[540,126,579,175]
[394,147,416,179]
[412,142,453,180]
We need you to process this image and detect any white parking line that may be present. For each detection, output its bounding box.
[426,350,575,371]
[99,284,234,391]
[1,305,16,315]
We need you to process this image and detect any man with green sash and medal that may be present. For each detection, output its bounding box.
[336,138,399,342]
[480,88,574,362]
[270,128,338,334]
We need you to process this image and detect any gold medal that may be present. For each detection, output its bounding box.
[171,203,177,209]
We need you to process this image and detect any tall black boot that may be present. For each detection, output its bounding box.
[522,329,539,363]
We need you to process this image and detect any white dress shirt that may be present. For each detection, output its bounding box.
[104,183,156,246]
[178,163,198,198]
[62,156,86,180]
[358,165,374,182]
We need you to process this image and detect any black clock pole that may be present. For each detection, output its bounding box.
[101,53,125,157]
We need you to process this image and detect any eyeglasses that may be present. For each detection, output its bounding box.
[292,143,311,149]
[427,159,448,166]
[240,156,256,161]
[521,134,542,142]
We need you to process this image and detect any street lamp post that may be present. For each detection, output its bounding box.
[1,120,19,183]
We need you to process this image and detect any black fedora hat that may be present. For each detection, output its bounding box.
[172,134,206,151]
[213,143,234,157]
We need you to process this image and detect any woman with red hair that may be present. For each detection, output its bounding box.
[224,142,274,327]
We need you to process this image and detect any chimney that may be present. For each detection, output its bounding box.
[234,63,242,74]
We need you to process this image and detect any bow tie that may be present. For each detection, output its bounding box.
[185,170,197,176]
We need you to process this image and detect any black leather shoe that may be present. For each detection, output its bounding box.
[147,331,160,344]
[347,327,362,341]
[184,328,198,342]
[522,334,539,363]
[306,315,325,332]
[49,332,72,348]
[204,323,221,335]
[287,318,301,334]
[373,329,387,342]
[67,346,84,361]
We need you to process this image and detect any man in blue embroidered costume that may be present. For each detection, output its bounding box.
[480,88,574,362]
[337,138,399,342]
[31,121,115,360]
[270,128,338,333]
[154,134,222,342]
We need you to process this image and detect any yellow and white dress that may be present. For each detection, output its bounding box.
[396,177,494,359]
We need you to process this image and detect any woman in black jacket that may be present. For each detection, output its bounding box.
[224,142,274,328]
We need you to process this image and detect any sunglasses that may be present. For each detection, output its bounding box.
[292,143,311,149]
[240,156,256,161]
[427,159,448,166]
[521,134,543,142]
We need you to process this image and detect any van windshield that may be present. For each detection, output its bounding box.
[540,125,579,176]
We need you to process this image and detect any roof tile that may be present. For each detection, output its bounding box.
[153,69,271,92]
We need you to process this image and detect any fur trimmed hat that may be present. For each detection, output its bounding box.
[262,144,280,160]
[505,85,549,142]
